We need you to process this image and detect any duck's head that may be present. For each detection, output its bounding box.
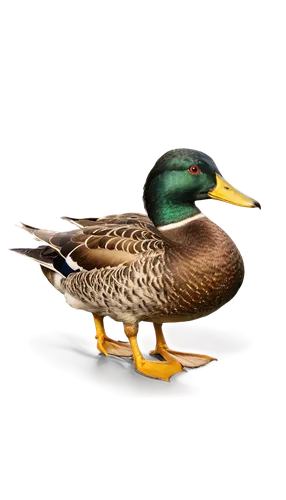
[143,148,260,227]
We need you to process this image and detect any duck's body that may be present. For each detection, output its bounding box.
[12,149,259,381]
[55,213,244,325]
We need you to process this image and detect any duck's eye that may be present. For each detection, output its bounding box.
[188,165,201,175]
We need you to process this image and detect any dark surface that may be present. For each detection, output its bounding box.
[29,325,252,398]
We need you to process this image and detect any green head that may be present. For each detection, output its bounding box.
[143,149,260,227]
[143,149,220,226]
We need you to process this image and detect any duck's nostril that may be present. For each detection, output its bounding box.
[224,186,230,190]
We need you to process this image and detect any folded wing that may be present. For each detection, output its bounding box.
[17,214,167,275]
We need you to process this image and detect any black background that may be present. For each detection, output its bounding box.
[1,138,265,401]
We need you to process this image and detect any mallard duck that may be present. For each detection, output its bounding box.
[12,149,260,381]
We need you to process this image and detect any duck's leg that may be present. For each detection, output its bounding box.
[91,314,108,356]
[124,323,183,381]
[149,323,217,368]
[93,314,132,357]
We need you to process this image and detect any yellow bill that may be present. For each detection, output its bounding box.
[208,174,261,209]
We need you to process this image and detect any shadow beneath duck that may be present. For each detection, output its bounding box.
[163,323,251,357]
[29,325,250,397]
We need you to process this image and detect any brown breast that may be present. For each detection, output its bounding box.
[162,216,245,320]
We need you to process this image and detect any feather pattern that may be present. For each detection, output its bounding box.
[61,215,244,324]
[13,213,244,324]
[18,216,166,273]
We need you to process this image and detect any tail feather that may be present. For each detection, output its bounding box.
[10,244,76,278]
[11,245,64,292]
[19,222,58,247]
[12,222,80,279]
[11,246,56,271]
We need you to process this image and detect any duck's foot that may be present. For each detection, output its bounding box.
[98,338,132,357]
[149,346,216,368]
[91,333,108,357]
[124,323,184,381]
[135,357,184,381]
[93,314,132,357]
[149,323,217,369]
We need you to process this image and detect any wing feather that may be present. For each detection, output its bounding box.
[47,213,168,272]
